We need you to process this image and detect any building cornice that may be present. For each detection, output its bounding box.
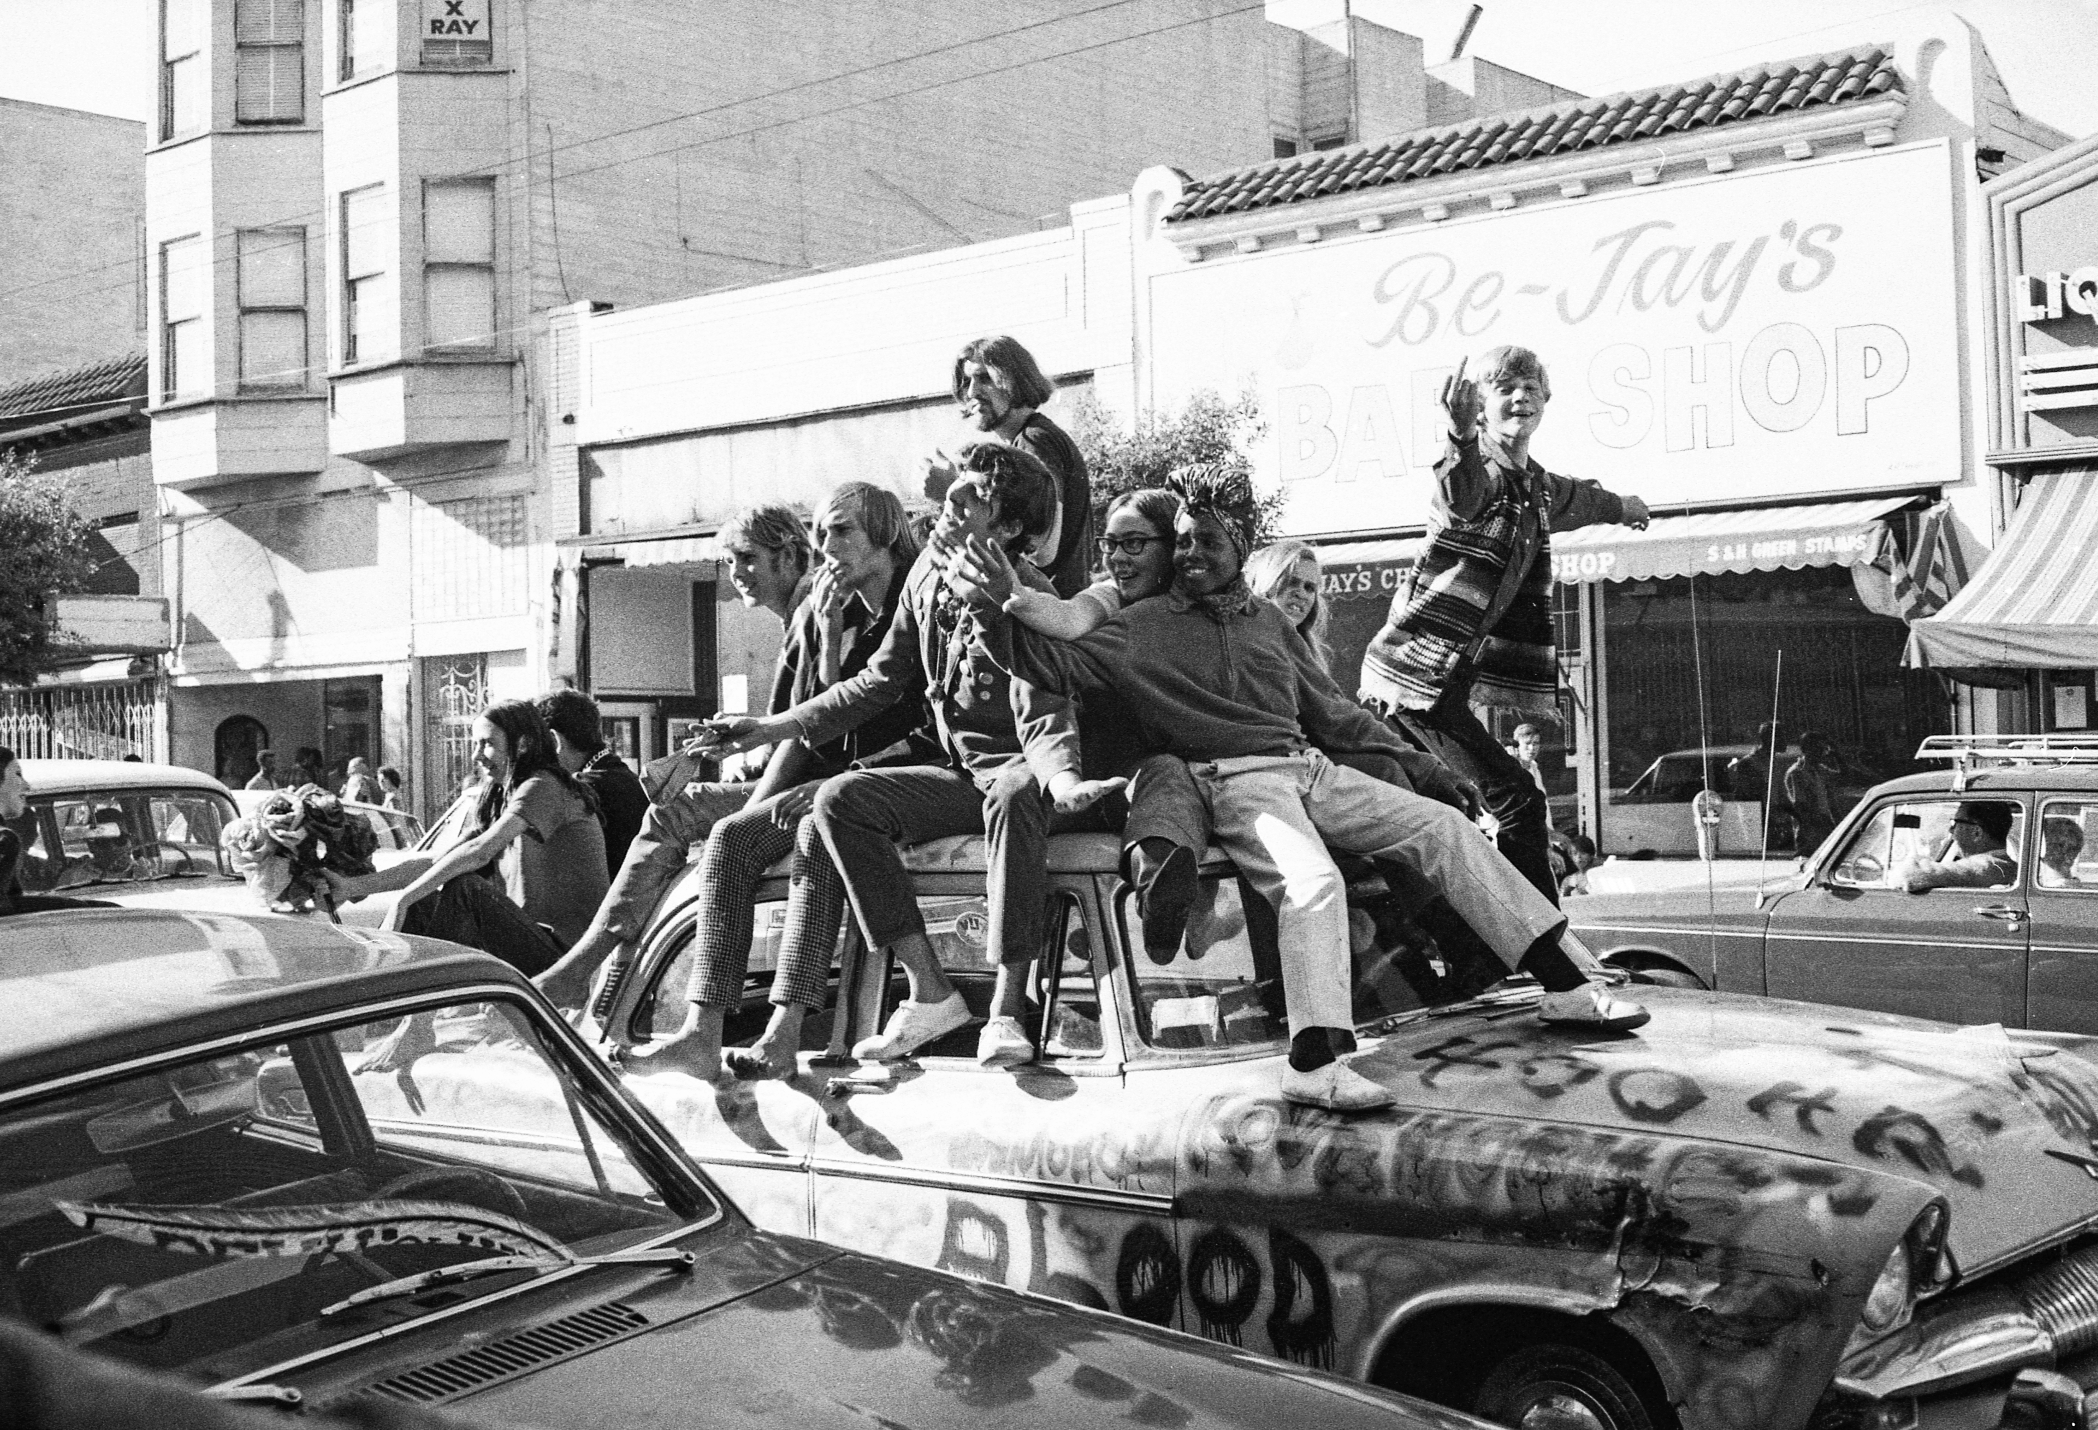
[1161,96,1908,261]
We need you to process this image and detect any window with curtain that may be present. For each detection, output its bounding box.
[237,227,307,388]
[341,185,395,365]
[234,0,304,123]
[161,0,206,140]
[423,179,495,352]
[161,235,208,399]
[339,0,393,80]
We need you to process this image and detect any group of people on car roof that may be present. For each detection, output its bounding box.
[323,335,1654,1112]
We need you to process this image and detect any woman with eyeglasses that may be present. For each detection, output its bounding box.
[950,488,1209,960]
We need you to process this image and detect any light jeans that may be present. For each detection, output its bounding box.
[1189,748,1565,1034]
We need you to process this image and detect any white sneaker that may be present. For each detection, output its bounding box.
[976,1016,1036,1068]
[852,991,972,1061]
[1281,1060,1395,1112]
[1538,982,1651,1032]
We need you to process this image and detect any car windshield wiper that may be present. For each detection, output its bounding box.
[320,1244,695,1317]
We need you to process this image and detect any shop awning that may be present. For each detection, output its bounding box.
[1907,469,2098,669]
[1549,496,1914,584]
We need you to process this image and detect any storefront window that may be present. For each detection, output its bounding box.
[1600,566,1947,858]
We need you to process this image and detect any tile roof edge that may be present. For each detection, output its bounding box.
[1165,42,1898,222]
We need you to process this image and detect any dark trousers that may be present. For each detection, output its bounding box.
[398,873,566,977]
[814,762,1110,968]
[1391,680,1559,907]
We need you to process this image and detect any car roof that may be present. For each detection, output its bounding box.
[17,759,232,796]
[1864,766,2098,798]
[0,907,528,1096]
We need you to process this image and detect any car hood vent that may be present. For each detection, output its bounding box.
[358,1300,650,1404]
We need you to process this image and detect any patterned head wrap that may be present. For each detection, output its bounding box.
[1167,462,1259,562]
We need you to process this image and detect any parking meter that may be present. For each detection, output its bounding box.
[1692,789,1723,863]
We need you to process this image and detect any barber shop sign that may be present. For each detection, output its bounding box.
[1145,141,1963,535]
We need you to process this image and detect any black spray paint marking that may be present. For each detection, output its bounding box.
[1266,1228,1338,1371]
[1746,1082,1839,1136]
[935,1197,1011,1282]
[1853,1107,1985,1189]
[1608,1069,1709,1124]
[1188,1227,1262,1346]
[1115,1223,1181,1327]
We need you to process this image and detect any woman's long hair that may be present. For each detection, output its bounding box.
[1095,487,1182,597]
[472,699,596,835]
[1245,538,1333,671]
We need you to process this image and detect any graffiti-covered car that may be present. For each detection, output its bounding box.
[544,828,2098,1430]
[1570,736,2098,1032]
[0,907,1479,1430]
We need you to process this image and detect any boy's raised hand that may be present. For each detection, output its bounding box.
[1439,357,1481,438]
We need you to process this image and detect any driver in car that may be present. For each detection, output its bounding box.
[1900,800,2017,892]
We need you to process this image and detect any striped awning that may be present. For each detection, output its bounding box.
[1548,497,1912,583]
[1908,469,2098,669]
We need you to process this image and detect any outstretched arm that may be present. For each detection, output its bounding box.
[975,606,1125,698]
[947,535,1115,641]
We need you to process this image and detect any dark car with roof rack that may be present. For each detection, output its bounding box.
[0,906,1480,1430]
[1568,734,2098,1033]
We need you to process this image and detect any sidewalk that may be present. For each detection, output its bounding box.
[1580,856,1796,897]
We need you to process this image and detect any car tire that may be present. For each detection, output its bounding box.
[1473,1342,1665,1430]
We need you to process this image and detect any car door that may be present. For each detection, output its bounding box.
[2027,797,2098,1033]
[1764,794,2030,1027]
[806,876,1180,1317]
[605,884,825,1237]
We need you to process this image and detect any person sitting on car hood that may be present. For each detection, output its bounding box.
[1901,800,2017,893]
[957,462,1645,1113]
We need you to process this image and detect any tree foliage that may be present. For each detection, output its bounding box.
[0,448,95,685]
[1065,386,1285,546]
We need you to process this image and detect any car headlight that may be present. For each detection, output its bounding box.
[1861,1240,1915,1333]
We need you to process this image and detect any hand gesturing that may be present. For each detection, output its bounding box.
[1439,357,1481,438]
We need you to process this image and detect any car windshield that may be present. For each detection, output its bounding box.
[0,997,708,1384]
[10,790,236,890]
[1123,867,1501,1051]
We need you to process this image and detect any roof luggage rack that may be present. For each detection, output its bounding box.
[1916,734,2098,789]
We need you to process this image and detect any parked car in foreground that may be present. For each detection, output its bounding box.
[1570,735,2098,1032]
[0,906,1473,1430]
[533,827,2098,1430]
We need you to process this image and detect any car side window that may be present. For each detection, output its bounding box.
[1124,874,1286,1051]
[1829,799,2022,890]
[2039,801,2098,892]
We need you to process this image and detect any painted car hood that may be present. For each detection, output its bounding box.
[461,1245,1477,1430]
[1362,988,2098,1274]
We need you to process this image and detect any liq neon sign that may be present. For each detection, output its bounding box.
[2015,268,2098,323]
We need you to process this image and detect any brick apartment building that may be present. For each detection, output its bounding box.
[138,0,1572,811]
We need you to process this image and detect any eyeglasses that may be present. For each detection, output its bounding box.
[1096,535,1169,557]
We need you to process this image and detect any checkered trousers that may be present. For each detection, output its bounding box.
[684,787,846,1012]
